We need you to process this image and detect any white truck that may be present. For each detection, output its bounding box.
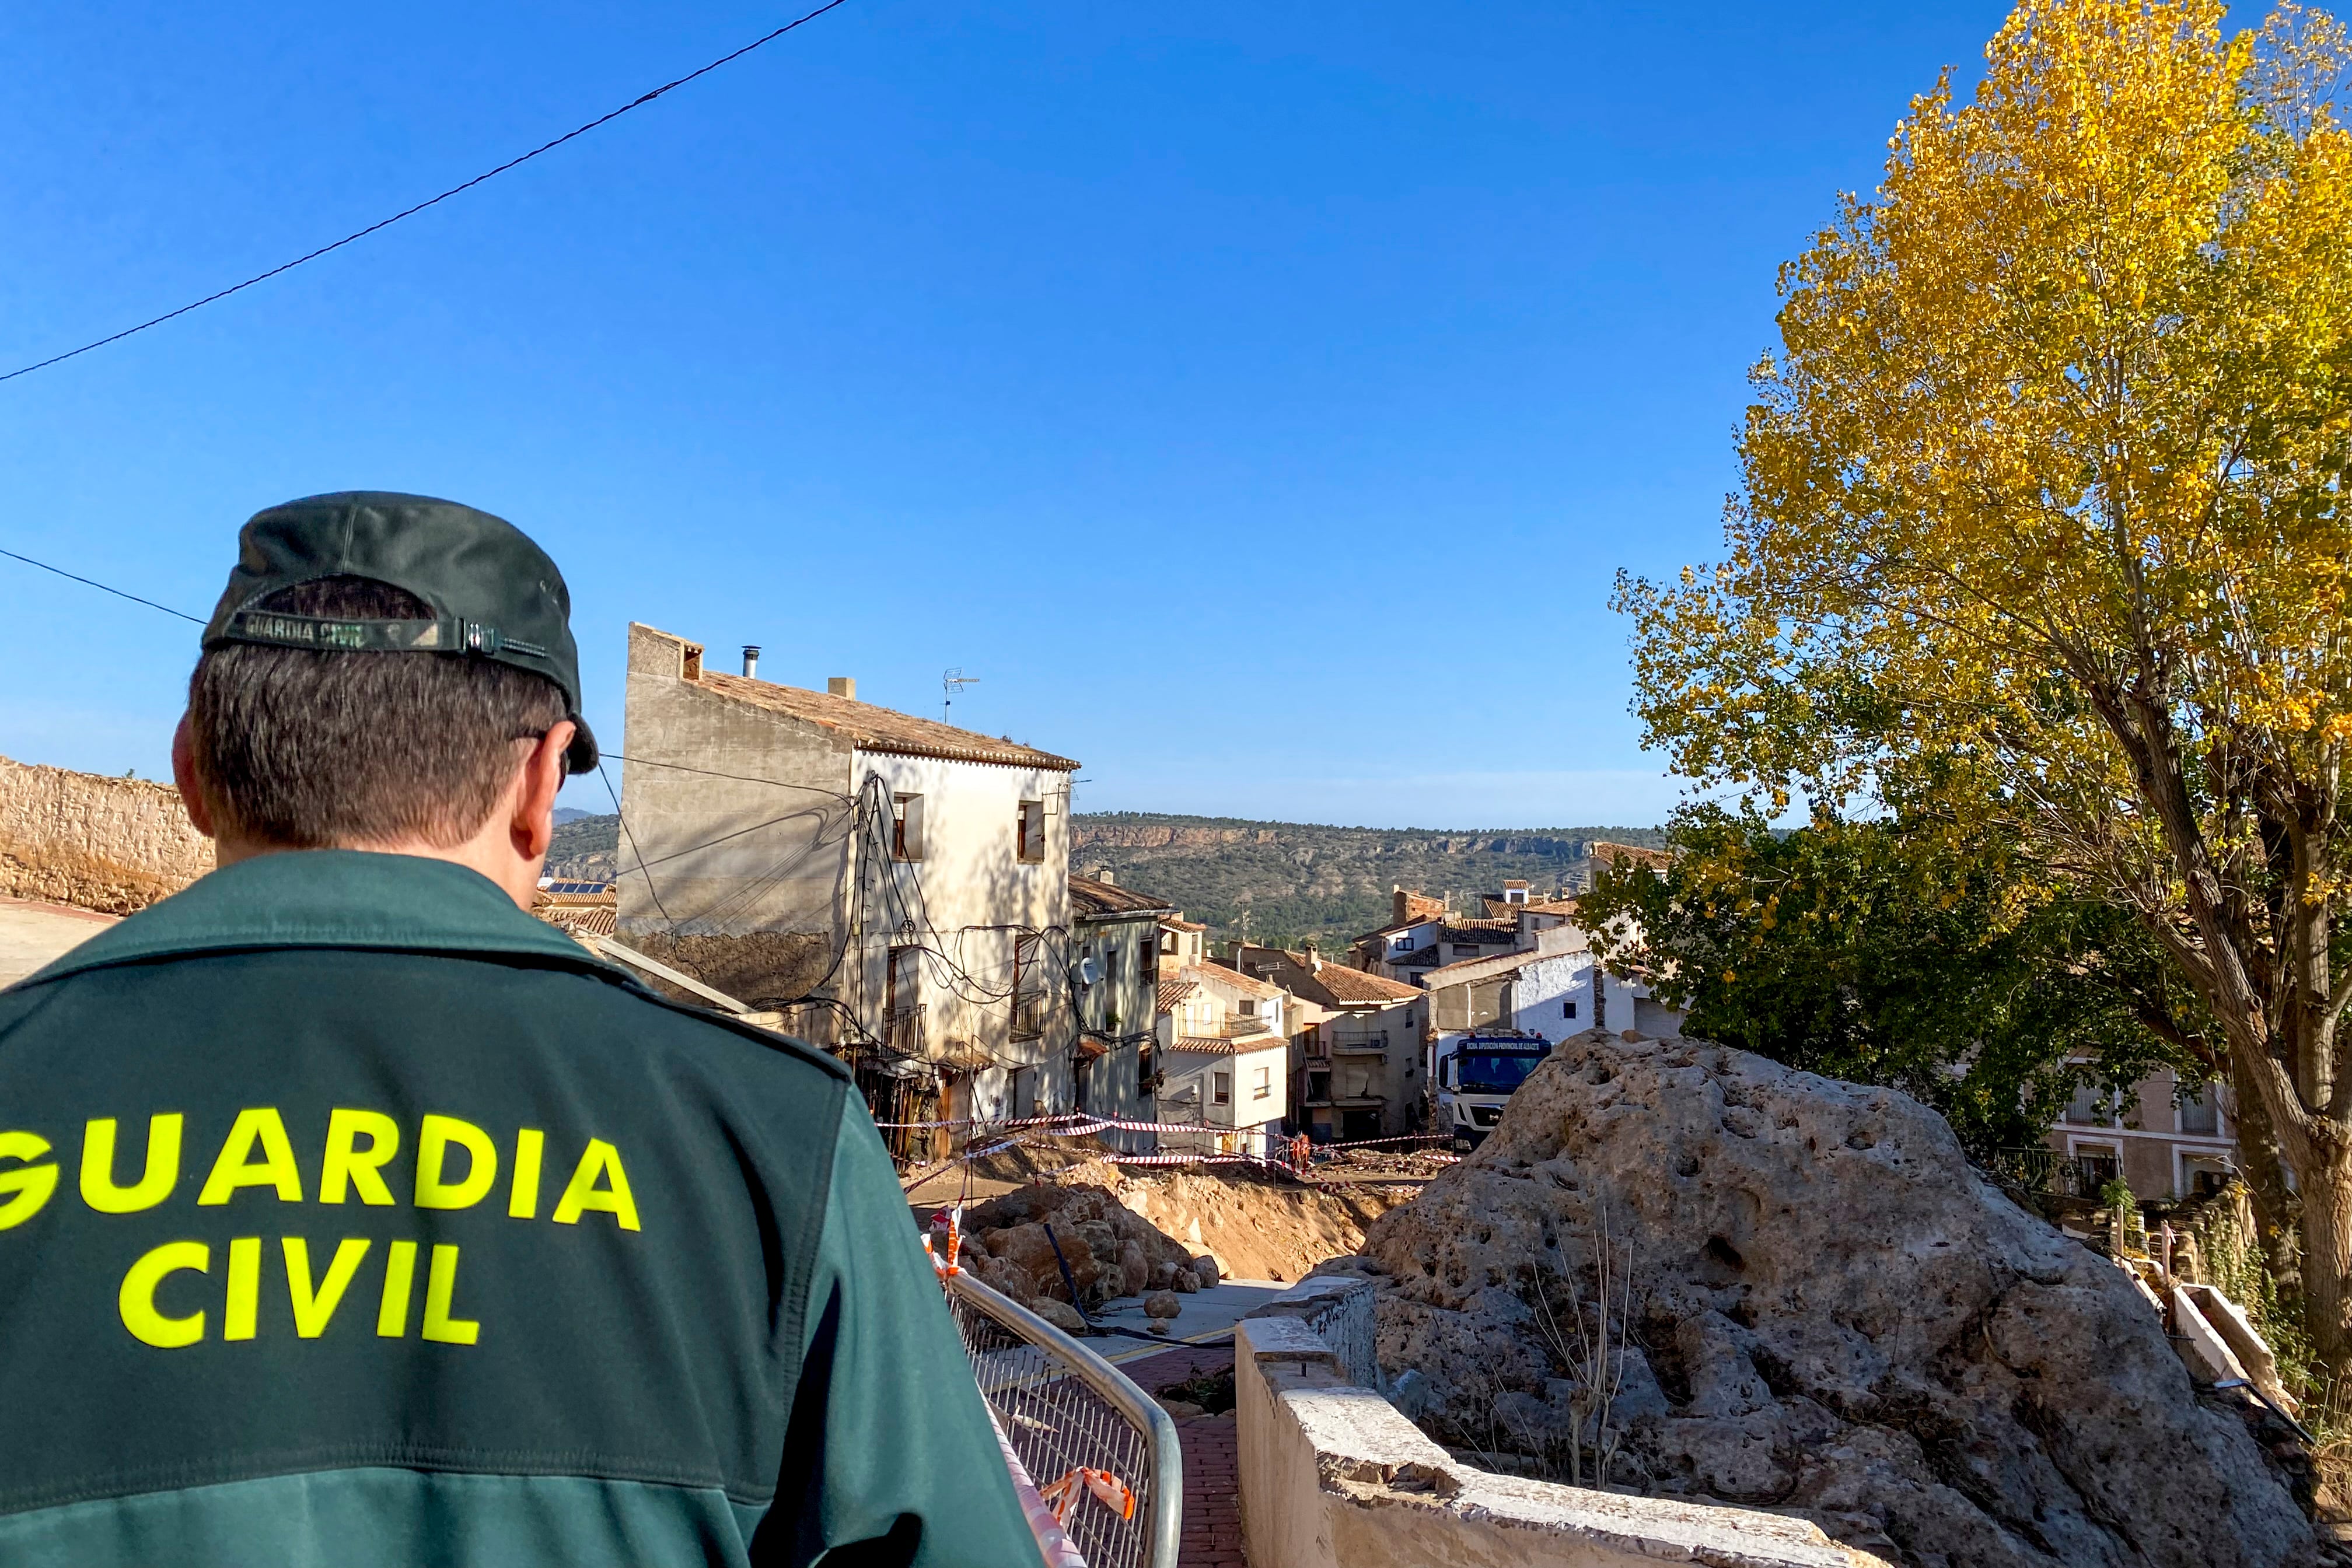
[1434,1030,1551,1152]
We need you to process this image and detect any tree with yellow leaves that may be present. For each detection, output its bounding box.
[1617,0,2352,1370]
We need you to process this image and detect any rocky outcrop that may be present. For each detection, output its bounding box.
[1357,1030,2318,1568]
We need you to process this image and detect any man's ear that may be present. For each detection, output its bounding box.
[171,713,217,840]
[511,720,575,864]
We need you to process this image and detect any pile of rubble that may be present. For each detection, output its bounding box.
[1344,1028,2323,1568]
[1314,1144,1458,1179]
[952,1180,1221,1330]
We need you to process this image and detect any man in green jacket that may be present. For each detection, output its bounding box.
[0,492,1039,1567]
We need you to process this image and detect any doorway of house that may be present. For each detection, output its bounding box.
[1341,1107,1383,1142]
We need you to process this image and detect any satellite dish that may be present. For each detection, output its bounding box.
[1078,957,1103,986]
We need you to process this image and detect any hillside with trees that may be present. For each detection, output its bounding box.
[544,810,1666,950]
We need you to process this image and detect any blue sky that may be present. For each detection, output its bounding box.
[0,1,2009,829]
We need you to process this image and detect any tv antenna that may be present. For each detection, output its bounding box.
[942,667,978,723]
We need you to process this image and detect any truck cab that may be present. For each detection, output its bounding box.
[1434,1031,1551,1151]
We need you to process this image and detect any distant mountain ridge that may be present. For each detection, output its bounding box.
[1068,812,1665,951]
[543,809,1667,952]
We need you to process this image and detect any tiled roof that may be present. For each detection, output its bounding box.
[689,666,1078,771]
[1440,921,1519,944]
[1156,977,1199,1014]
[1162,917,1207,933]
[532,886,616,942]
[1070,874,1178,919]
[1302,961,1421,1005]
[1168,1033,1284,1055]
[533,900,616,940]
[1191,961,1285,1001]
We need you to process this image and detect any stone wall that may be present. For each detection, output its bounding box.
[0,754,210,914]
[1233,1315,1883,1568]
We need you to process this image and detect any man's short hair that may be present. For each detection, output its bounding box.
[187,575,569,849]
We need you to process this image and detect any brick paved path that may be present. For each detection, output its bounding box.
[1121,1346,1246,1568]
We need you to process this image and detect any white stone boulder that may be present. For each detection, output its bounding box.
[1360,1030,2318,1567]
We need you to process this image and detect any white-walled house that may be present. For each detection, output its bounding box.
[1156,961,1289,1156]
[1420,930,1680,1069]
[1228,942,1427,1142]
[1070,872,1177,1153]
[617,624,1079,1148]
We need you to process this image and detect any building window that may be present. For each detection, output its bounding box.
[1239,998,1257,1017]
[1137,1045,1155,1098]
[1563,999,1577,1020]
[2064,1080,2116,1126]
[1253,1065,1272,1100]
[2180,1083,2220,1136]
[1141,939,1159,984]
[1214,1072,1231,1105]
[1016,799,1046,863]
[891,793,925,861]
[1011,932,1044,1041]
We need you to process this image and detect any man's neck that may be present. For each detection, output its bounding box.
[210,836,544,911]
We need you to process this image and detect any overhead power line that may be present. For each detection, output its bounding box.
[0,0,854,387]
[0,547,204,623]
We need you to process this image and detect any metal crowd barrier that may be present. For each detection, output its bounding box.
[943,1273,1183,1568]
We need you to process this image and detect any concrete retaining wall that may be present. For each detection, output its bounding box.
[1243,1275,1380,1390]
[1234,1315,1883,1568]
[0,755,210,914]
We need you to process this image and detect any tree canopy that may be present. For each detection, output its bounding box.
[1614,0,2352,1363]
[1584,810,2200,1163]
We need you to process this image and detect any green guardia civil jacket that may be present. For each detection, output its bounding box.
[0,851,1037,1568]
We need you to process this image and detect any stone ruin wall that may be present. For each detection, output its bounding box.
[0,754,211,915]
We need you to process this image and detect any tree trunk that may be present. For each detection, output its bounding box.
[2227,1054,2304,1297]
[2302,1138,2352,1374]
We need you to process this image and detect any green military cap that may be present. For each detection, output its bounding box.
[202,491,599,773]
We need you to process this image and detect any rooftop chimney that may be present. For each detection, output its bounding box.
[741,645,761,678]
[828,677,856,701]
[1091,865,1116,885]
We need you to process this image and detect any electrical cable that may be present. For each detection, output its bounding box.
[0,547,204,623]
[599,760,675,930]
[0,544,1100,1088]
[0,0,855,386]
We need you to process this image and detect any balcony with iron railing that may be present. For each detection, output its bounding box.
[885,1002,925,1056]
[1983,1144,2132,1199]
[1011,988,1048,1043]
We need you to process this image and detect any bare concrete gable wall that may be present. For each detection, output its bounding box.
[0,754,213,914]
[617,625,855,1009]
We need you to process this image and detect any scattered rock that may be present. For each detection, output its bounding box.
[1030,1298,1085,1335]
[1144,1290,1183,1321]
[1362,1028,2319,1568]
[1156,1398,1204,1419]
